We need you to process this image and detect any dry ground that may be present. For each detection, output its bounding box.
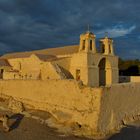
[0,111,90,140]
[0,111,139,140]
[0,97,139,140]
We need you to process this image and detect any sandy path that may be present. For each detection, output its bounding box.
[0,116,90,140]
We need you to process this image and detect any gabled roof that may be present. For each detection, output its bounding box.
[32,45,79,55]
[0,52,68,63]
[0,45,79,60]
[0,59,11,67]
[35,54,57,61]
[1,52,32,59]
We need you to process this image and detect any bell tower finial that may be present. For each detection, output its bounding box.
[79,25,96,53]
[105,31,108,38]
[87,24,90,32]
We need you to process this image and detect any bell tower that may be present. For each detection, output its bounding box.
[100,35,114,55]
[79,30,96,53]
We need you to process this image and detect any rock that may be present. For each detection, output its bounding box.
[8,97,24,113]
[22,111,31,117]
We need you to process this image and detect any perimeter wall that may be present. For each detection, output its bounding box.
[98,82,140,134]
[0,79,102,135]
[0,80,140,136]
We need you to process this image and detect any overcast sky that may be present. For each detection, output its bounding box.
[0,0,139,59]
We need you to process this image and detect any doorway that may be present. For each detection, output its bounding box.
[98,58,112,86]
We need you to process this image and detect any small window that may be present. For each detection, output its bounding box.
[76,69,80,80]
[102,44,105,53]
[0,69,4,79]
[109,44,111,53]
[82,40,85,50]
[90,40,92,50]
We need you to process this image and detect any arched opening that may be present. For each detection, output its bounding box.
[0,69,4,79]
[82,40,85,50]
[90,40,92,50]
[101,44,105,53]
[98,58,112,86]
[98,58,106,86]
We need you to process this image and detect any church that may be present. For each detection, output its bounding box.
[0,30,119,87]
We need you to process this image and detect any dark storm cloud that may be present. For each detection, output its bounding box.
[0,0,139,59]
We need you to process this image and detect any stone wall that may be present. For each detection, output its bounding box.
[0,79,140,136]
[0,79,102,135]
[130,76,140,82]
[98,82,140,134]
[7,55,41,79]
[3,71,18,79]
[41,62,62,80]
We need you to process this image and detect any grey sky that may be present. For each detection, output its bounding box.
[0,0,139,59]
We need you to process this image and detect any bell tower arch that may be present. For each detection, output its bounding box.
[79,31,96,53]
[100,35,114,55]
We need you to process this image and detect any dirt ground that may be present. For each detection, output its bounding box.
[0,97,139,140]
[105,121,140,140]
[0,111,139,140]
[0,112,139,140]
[0,112,91,140]
[0,97,91,140]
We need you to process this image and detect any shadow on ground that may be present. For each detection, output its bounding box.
[9,113,24,131]
[107,125,140,140]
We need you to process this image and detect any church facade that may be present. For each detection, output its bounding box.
[0,31,119,87]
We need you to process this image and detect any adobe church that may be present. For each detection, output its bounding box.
[0,31,119,87]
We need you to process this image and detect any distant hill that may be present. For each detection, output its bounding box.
[119,58,140,76]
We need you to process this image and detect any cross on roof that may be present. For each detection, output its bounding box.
[87,24,90,32]
[105,31,108,37]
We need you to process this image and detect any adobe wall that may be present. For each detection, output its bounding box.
[7,55,41,79]
[119,76,140,83]
[0,79,102,135]
[0,79,140,136]
[131,76,140,82]
[8,55,41,73]
[41,62,61,80]
[54,57,71,71]
[98,82,140,134]
[5,55,65,80]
